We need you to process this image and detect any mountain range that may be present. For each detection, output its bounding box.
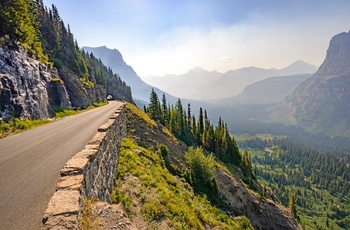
[143,60,318,100]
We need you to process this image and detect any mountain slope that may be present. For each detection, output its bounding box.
[232,73,312,105]
[83,46,177,104]
[0,2,132,122]
[289,31,350,136]
[215,61,318,99]
[99,103,301,230]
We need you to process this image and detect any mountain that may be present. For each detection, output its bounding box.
[215,60,318,99]
[230,73,312,105]
[143,67,222,100]
[288,31,350,136]
[83,46,178,105]
[144,61,318,100]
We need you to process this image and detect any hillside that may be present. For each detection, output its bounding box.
[236,133,350,230]
[84,102,301,229]
[82,46,177,105]
[231,74,312,105]
[0,1,132,122]
[288,31,350,136]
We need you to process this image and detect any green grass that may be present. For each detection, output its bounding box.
[113,138,253,229]
[126,103,157,127]
[0,100,108,139]
[0,118,51,139]
[54,100,108,118]
[79,198,99,230]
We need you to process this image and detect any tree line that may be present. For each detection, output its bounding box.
[0,0,132,102]
[144,89,258,181]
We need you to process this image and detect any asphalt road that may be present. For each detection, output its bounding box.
[0,100,124,230]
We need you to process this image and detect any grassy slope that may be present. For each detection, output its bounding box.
[113,103,252,229]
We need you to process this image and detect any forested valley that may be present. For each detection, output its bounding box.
[237,133,350,229]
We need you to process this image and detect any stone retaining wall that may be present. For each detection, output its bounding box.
[42,104,127,229]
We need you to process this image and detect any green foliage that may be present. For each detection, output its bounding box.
[126,103,157,127]
[0,0,49,64]
[238,134,350,229]
[158,143,169,158]
[0,118,51,139]
[54,100,108,118]
[114,138,252,229]
[111,188,133,217]
[185,147,220,201]
[145,91,242,168]
[185,147,216,188]
[79,198,99,230]
[289,191,299,221]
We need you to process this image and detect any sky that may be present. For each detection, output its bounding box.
[43,0,350,77]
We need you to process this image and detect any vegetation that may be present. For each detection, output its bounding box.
[145,90,243,167]
[0,0,49,64]
[0,100,108,139]
[0,0,132,102]
[0,118,51,139]
[113,138,252,229]
[79,198,99,230]
[236,134,350,229]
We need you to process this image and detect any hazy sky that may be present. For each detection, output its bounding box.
[43,0,350,77]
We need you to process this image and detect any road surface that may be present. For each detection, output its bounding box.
[0,101,124,230]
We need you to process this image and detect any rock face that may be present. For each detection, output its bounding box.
[0,45,71,121]
[290,31,350,136]
[216,169,301,230]
[316,31,350,76]
[0,44,110,121]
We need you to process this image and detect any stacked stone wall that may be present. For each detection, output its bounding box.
[42,104,126,229]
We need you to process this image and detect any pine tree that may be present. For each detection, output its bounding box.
[148,89,161,121]
[161,94,168,125]
[289,191,299,221]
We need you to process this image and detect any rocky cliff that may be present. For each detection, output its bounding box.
[0,44,71,121]
[290,31,350,136]
[0,43,125,122]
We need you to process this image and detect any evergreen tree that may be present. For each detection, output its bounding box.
[148,89,161,121]
[0,0,48,63]
[161,94,168,125]
[289,191,299,221]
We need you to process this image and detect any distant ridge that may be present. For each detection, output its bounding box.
[143,61,318,100]
[83,46,177,104]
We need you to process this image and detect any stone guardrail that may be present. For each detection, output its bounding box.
[42,103,127,229]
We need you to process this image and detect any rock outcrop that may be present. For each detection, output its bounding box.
[0,44,111,121]
[216,169,301,230]
[290,31,350,136]
[0,45,71,121]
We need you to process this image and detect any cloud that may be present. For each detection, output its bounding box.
[220,56,234,61]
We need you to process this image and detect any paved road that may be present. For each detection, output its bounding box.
[0,101,124,230]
